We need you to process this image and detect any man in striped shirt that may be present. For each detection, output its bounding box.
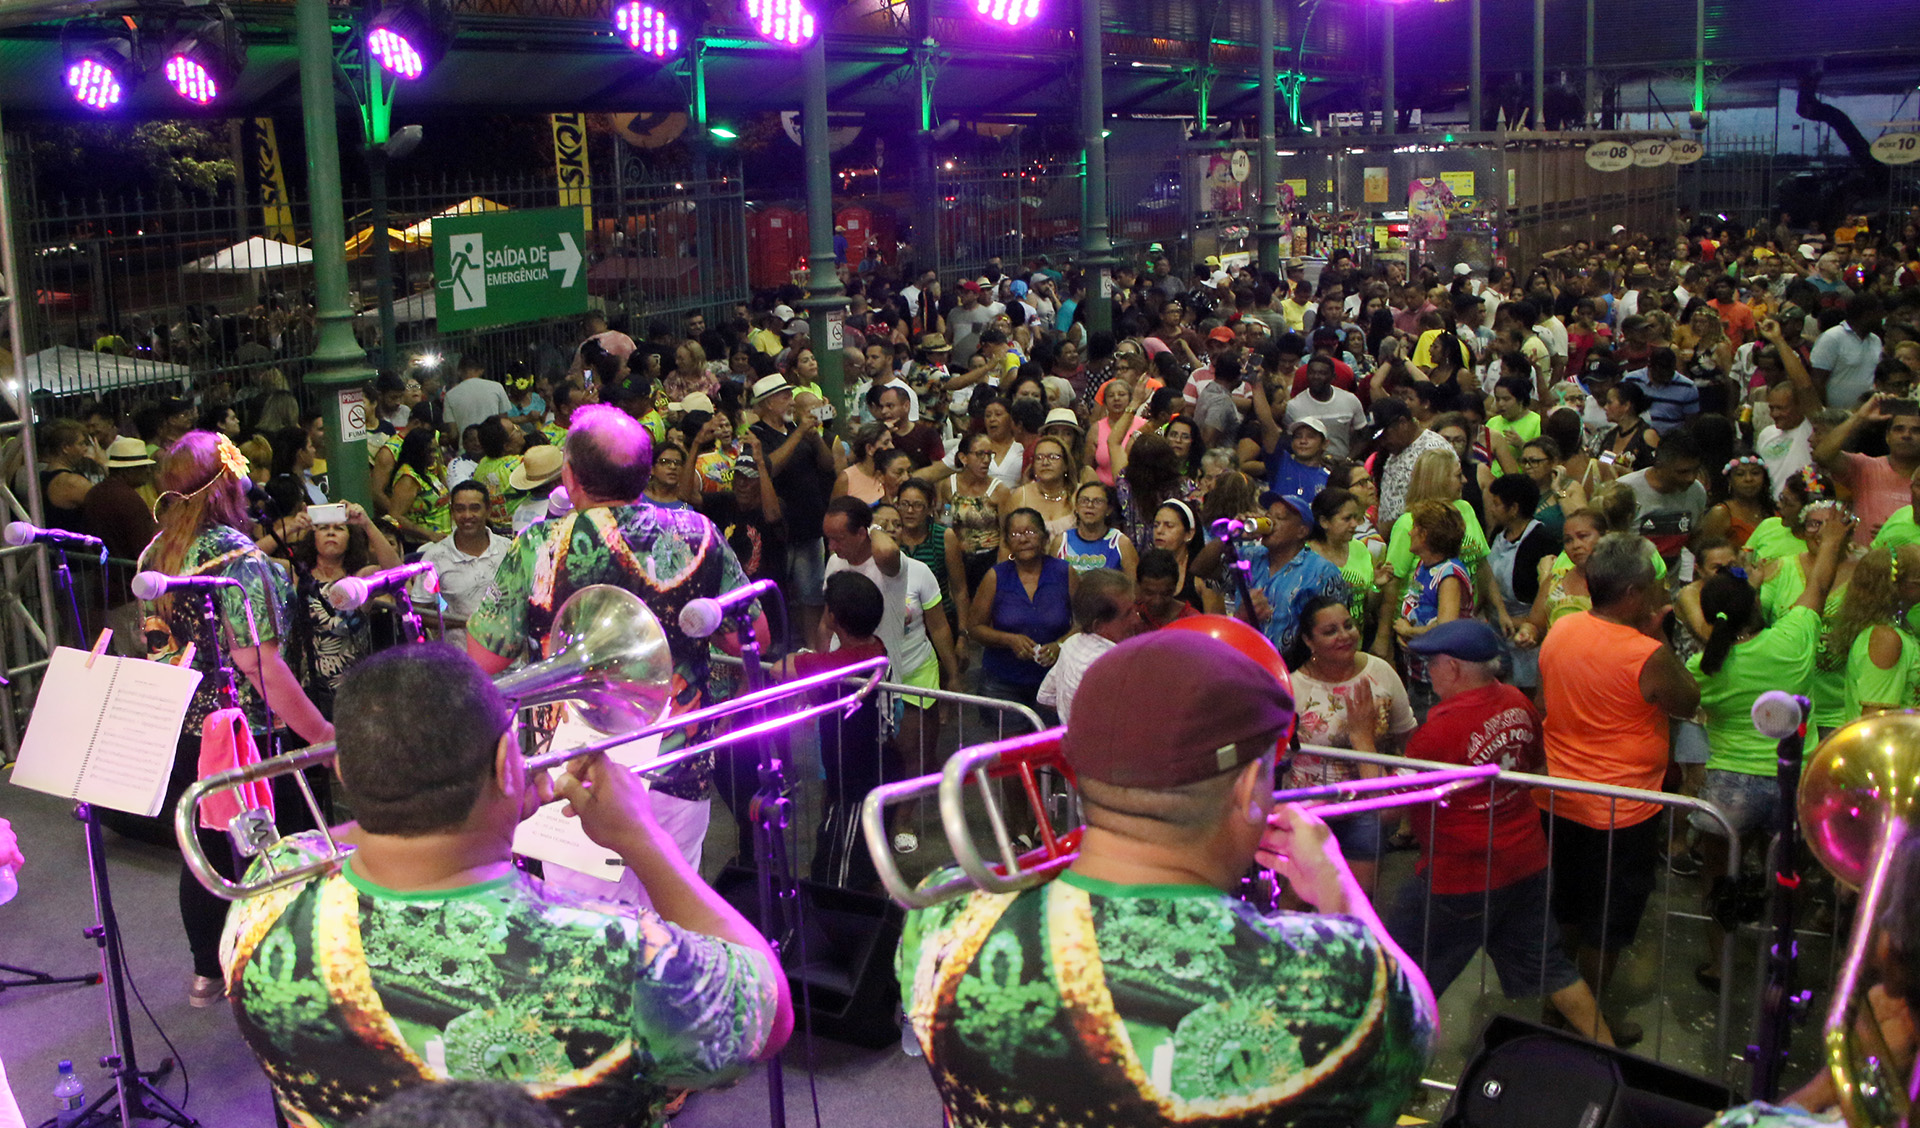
[1622,348,1700,435]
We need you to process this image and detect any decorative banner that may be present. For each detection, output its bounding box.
[549,113,594,230]
[252,118,296,242]
[1585,140,1634,172]
[1363,166,1388,204]
[1407,176,1455,242]
[1630,138,1672,167]
[1871,133,1920,166]
[1197,152,1244,212]
[1668,138,1705,165]
[1282,178,1308,203]
[1276,180,1296,210]
[1439,171,1476,197]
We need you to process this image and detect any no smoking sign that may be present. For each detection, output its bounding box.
[339,389,369,444]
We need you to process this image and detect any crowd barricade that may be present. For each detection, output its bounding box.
[708,654,1051,886]
[1291,744,1742,1088]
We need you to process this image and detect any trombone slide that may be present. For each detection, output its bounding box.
[1273,764,1500,821]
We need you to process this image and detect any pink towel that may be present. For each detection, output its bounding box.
[197,708,274,831]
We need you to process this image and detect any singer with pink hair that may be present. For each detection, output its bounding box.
[136,430,336,1009]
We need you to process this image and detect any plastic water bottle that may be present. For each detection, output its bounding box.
[53,1060,85,1125]
[0,862,16,906]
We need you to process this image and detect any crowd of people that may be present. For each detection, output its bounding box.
[13,204,1920,1126]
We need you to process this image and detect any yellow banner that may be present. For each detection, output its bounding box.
[1440,171,1476,197]
[550,113,593,230]
[253,118,295,242]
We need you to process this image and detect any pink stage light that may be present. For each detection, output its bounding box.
[744,0,815,46]
[974,0,1041,28]
[613,1,681,57]
[66,57,125,109]
[163,55,218,103]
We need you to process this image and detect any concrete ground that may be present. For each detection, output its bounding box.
[1,738,1838,1127]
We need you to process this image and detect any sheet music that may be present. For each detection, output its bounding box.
[11,647,202,817]
[511,714,662,875]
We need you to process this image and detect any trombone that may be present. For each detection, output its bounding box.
[861,730,1500,910]
[178,585,887,901]
[1797,711,1920,1127]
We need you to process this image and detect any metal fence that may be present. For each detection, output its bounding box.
[934,159,1080,284]
[3,133,747,421]
[1676,136,1778,233]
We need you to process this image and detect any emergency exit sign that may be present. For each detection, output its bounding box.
[432,207,590,332]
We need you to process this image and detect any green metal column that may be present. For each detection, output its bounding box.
[297,0,374,510]
[1469,0,1482,130]
[1532,0,1545,130]
[1381,1,1395,134]
[1691,0,1706,124]
[800,27,848,418]
[1077,0,1113,335]
[1256,0,1280,275]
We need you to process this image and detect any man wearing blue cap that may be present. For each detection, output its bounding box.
[1387,619,1616,1046]
[1240,490,1350,653]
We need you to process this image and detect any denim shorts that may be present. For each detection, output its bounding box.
[788,537,827,607]
[1327,811,1384,864]
[1689,768,1781,839]
[1385,869,1579,999]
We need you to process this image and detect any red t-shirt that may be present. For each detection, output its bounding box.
[796,638,889,680]
[1289,359,1357,396]
[1405,682,1551,895]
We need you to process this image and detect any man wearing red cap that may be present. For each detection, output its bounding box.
[898,630,1436,1126]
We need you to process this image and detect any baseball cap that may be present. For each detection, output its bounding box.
[771,303,796,322]
[750,374,791,403]
[669,392,715,415]
[1407,619,1503,662]
[1289,416,1328,437]
[1453,263,1473,276]
[1204,255,1221,267]
[732,451,759,478]
[1207,326,1237,344]
[1061,631,1294,789]
[1030,272,1050,287]
[1010,280,1029,298]
[1610,224,1627,235]
[783,320,808,337]
[1257,490,1314,528]
[1209,271,1231,287]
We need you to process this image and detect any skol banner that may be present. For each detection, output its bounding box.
[550,113,593,230]
[253,118,296,242]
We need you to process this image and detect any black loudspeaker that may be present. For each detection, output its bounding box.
[713,866,905,1049]
[1443,1016,1735,1128]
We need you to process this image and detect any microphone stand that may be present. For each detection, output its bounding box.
[1208,520,1261,625]
[1749,694,1812,1101]
[36,544,196,1126]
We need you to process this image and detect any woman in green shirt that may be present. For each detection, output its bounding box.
[1687,512,1845,987]
[1756,500,1860,735]
[1308,486,1389,643]
[1484,374,1543,477]
[1831,543,1920,719]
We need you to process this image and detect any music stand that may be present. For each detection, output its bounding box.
[40,544,199,1128]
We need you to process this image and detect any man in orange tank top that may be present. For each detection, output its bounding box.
[1538,533,1699,1047]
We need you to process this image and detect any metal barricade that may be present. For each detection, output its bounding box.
[1290,744,1743,1090]
[709,653,1049,888]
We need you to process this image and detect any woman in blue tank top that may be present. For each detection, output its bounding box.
[1054,481,1138,578]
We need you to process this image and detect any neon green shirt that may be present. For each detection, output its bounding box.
[1872,505,1920,551]
[1686,605,1819,776]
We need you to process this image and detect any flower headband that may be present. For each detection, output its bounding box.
[154,433,249,518]
[1723,455,1765,478]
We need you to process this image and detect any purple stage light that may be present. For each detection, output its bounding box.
[368,26,425,79]
[744,0,814,46]
[613,0,680,58]
[66,57,125,109]
[974,0,1041,27]
[163,55,218,103]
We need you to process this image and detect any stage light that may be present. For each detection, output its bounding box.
[709,124,738,140]
[366,0,454,80]
[62,25,138,111]
[744,0,814,46]
[161,15,244,105]
[613,0,682,57]
[973,0,1041,28]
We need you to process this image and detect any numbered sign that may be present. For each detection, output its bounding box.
[1585,141,1633,172]
[1872,133,1920,166]
[1630,138,1671,167]
[1668,138,1705,165]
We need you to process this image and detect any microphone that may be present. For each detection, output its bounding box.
[4,522,105,553]
[1211,516,1274,541]
[132,571,242,601]
[327,561,439,611]
[1752,691,1808,741]
[678,579,779,638]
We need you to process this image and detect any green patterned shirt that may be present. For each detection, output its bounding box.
[139,523,293,735]
[898,871,1436,1127]
[223,840,781,1128]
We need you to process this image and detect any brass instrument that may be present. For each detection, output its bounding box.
[862,731,1500,910]
[1800,712,1920,1127]
[178,585,887,900]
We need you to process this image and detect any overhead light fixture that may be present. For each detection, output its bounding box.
[743,0,814,46]
[160,12,244,105]
[62,19,139,111]
[613,0,683,58]
[366,0,455,80]
[708,124,738,140]
[973,0,1041,28]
